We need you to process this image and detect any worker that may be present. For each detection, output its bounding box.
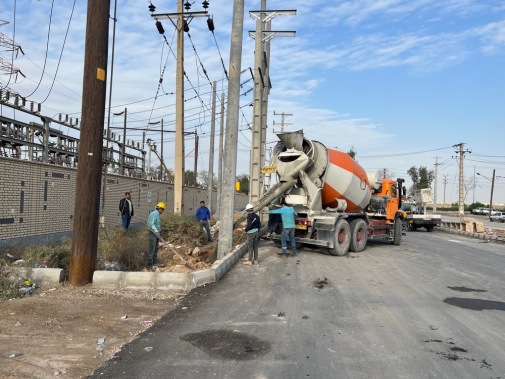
[263,200,298,257]
[119,192,134,230]
[195,200,213,242]
[243,204,261,265]
[265,198,283,238]
[147,202,165,269]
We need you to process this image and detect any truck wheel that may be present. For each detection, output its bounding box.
[349,219,367,252]
[330,219,351,256]
[426,225,434,232]
[392,219,402,246]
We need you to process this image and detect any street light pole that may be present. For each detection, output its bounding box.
[477,170,496,221]
[489,169,496,221]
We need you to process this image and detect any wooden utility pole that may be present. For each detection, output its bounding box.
[69,0,110,286]
[217,0,245,259]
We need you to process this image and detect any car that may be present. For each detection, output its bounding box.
[471,207,486,215]
[490,212,505,222]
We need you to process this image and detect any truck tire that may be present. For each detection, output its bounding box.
[330,219,351,256]
[349,219,367,252]
[392,218,402,246]
[426,225,434,232]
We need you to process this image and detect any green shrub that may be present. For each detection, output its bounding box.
[160,213,207,247]
[97,228,147,271]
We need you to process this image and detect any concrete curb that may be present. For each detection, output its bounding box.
[20,267,64,287]
[437,226,505,244]
[91,234,254,291]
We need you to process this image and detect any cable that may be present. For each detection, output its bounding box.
[207,16,228,80]
[40,0,76,104]
[25,0,55,97]
[358,146,454,159]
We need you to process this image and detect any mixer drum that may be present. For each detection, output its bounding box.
[321,148,372,213]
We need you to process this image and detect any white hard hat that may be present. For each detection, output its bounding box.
[245,203,254,210]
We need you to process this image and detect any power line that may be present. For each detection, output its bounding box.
[25,0,55,98]
[358,146,454,158]
[39,0,76,104]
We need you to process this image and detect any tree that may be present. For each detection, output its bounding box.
[464,176,476,201]
[198,170,217,190]
[236,173,250,195]
[407,166,434,194]
[184,170,200,187]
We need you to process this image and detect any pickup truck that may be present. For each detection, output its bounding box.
[404,213,442,232]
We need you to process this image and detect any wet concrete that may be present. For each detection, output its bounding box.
[443,297,505,311]
[179,329,271,360]
[447,286,487,293]
[313,277,329,289]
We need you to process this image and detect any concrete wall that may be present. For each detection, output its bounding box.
[0,156,248,246]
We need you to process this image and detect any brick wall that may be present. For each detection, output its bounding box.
[0,156,248,243]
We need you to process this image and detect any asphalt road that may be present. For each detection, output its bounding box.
[91,232,505,379]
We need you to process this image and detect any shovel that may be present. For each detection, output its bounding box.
[161,238,197,271]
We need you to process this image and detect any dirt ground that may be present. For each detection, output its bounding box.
[0,240,221,379]
[0,284,187,379]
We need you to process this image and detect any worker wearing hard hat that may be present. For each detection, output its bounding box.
[243,203,261,265]
[147,202,166,269]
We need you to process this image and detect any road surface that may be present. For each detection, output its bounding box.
[91,231,505,379]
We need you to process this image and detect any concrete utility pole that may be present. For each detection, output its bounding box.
[455,142,470,216]
[194,133,199,186]
[217,92,225,218]
[151,2,207,214]
[273,111,292,133]
[207,81,217,212]
[489,169,496,221]
[114,108,127,175]
[69,0,110,286]
[433,156,439,212]
[443,175,448,206]
[217,0,244,260]
[249,0,266,205]
[248,6,296,204]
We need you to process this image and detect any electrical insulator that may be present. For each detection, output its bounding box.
[202,0,209,9]
[207,17,214,31]
[155,20,164,34]
[183,20,190,32]
[148,3,156,13]
[184,1,191,11]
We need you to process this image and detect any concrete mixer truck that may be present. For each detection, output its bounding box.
[240,130,406,256]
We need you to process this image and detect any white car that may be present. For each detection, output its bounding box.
[472,207,486,215]
[490,212,505,222]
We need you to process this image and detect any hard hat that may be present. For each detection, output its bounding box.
[156,202,166,209]
[245,203,254,211]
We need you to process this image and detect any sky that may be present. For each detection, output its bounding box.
[1,0,504,206]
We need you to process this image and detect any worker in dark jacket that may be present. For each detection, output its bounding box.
[119,192,134,229]
[195,201,213,241]
[243,203,261,265]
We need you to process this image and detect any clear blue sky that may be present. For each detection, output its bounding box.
[1,0,504,205]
